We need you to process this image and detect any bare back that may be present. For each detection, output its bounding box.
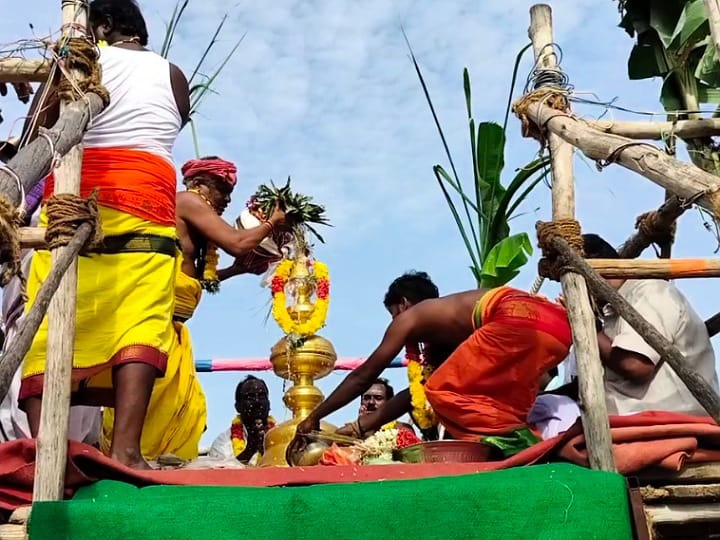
[406,289,490,349]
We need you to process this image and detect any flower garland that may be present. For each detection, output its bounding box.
[406,346,438,430]
[270,259,330,337]
[187,188,220,293]
[230,414,276,457]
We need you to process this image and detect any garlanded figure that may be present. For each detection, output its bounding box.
[100,156,286,462]
[19,0,191,469]
[209,376,275,465]
[298,272,573,459]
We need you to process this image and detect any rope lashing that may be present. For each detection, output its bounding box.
[635,210,677,248]
[45,190,103,253]
[0,195,26,299]
[54,37,110,106]
[512,87,570,143]
[536,219,584,281]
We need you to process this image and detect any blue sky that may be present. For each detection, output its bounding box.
[2,1,719,446]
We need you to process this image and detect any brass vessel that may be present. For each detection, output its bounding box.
[260,253,338,466]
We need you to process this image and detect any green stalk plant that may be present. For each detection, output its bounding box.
[408,40,550,287]
[160,0,244,157]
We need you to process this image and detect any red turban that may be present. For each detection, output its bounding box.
[181,157,237,187]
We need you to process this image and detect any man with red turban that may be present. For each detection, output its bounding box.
[101,155,286,462]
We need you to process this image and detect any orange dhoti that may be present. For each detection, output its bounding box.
[424,287,572,442]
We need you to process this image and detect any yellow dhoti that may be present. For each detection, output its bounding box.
[20,206,177,401]
[100,266,207,461]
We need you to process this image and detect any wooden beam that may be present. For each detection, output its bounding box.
[641,483,720,502]
[0,94,104,208]
[0,58,51,83]
[587,118,720,140]
[522,102,720,217]
[588,258,720,279]
[638,462,720,484]
[645,502,720,525]
[18,226,45,249]
[617,196,686,259]
[529,4,616,472]
[706,311,720,337]
[33,0,88,503]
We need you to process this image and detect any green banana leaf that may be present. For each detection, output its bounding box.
[479,233,533,288]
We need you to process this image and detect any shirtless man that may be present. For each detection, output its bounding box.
[176,157,285,280]
[297,277,572,456]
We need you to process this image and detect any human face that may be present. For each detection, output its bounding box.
[205,178,233,214]
[360,383,388,415]
[236,380,270,421]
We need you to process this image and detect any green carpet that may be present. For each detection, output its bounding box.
[28,463,633,540]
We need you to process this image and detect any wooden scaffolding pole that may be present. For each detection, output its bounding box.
[521,101,720,217]
[617,196,686,259]
[0,58,52,84]
[529,4,616,471]
[586,118,720,140]
[587,258,720,280]
[32,0,88,502]
[0,95,104,208]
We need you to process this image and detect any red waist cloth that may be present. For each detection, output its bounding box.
[0,411,718,517]
[425,287,573,440]
[44,147,176,226]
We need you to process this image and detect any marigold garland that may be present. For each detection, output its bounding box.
[407,349,438,430]
[271,259,330,337]
[230,414,276,457]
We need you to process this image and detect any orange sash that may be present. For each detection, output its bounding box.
[44,147,176,226]
[425,287,572,440]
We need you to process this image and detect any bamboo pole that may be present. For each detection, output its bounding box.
[522,102,720,217]
[0,224,92,402]
[0,58,52,84]
[32,1,88,502]
[706,312,720,337]
[0,95,104,208]
[551,236,720,424]
[617,196,686,259]
[18,227,45,249]
[586,118,720,140]
[529,4,616,472]
[588,258,720,279]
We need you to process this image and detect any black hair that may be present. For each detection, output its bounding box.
[582,234,620,259]
[235,375,267,402]
[369,378,394,399]
[89,0,149,46]
[383,271,439,309]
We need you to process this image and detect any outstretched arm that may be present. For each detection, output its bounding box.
[178,192,284,258]
[297,312,415,434]
[337,389,412,437]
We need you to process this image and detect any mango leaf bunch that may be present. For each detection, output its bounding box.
[247,177,331,243]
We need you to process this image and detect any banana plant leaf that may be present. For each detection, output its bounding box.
[479,233,533,288]
[408,30,547,288]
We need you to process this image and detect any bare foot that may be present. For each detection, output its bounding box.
[110,449,154,470]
